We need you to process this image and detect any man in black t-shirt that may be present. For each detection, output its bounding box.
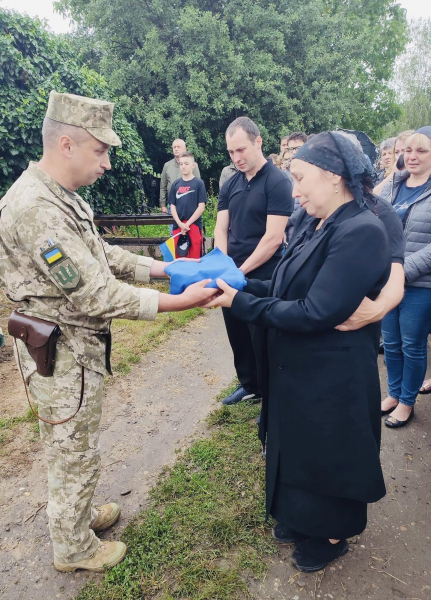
[215,117,294,405]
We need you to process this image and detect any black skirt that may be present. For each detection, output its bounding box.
[271,478,367,540]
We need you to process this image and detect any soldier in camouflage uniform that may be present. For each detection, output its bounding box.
[0,91,216,572]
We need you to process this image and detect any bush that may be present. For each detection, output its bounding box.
[0,8,150,213]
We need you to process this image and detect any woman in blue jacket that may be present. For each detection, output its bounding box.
[381,127,431,427]
[205,132,392,572]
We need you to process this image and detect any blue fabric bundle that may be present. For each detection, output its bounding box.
[164,247,247,295]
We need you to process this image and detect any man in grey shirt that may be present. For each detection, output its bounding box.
[160,139,200,212]
[219,163,238,189]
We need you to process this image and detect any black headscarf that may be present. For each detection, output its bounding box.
[294,131,374,207]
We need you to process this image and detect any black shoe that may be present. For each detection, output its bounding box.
[222,384,257,405]
[385,407,414,428]
[291,538,349,573]
[272,523,308,544]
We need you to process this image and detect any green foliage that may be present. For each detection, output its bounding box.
[0,9,150,213]
[202,193,218,238]
[57,0,408,180]
[384,18,431,136]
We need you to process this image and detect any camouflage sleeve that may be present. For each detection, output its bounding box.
[101,239,154,283]
[193,163,201,179]
[15,206,159,321]
[160,164,168,207]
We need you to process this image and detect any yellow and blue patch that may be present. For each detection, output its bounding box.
[41,245,64,266]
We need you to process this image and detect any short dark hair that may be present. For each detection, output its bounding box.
[179,151,195,160]
[226,117,260,142]
[287,131,308,144]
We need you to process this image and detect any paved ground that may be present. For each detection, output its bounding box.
[1,309,430,600]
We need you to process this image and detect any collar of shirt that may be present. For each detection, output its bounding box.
[242,159,271,185]
[304,201,355,239]
[27,162,94,224]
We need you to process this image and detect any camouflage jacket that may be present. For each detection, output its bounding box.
[0,162,159,375]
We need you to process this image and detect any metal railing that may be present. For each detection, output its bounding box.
[94,212,175,246]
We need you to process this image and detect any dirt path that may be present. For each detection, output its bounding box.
[247,355,431,600]
[0,308,236,600]
[1,310,431,600]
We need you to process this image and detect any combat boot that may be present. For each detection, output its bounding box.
[90,502,121,532]
[54,540,127,572]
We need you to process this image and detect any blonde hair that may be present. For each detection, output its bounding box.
[394,130,414,147]
[404,132,431,150]
[268,153,282,167]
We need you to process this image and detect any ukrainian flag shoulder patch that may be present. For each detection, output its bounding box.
[41,245,64,266]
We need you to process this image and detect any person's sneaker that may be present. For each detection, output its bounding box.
[272,523,309,544]
[54,540,127,573]
[222,384,258,405]
[291,538,349,572]
[90,502,121,532]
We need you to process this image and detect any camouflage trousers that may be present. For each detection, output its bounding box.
[16,340,104,563]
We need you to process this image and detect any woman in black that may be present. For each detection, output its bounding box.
[205,132,392,572]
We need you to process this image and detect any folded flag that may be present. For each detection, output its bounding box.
[164,247,247,295]
[159,232,181,262]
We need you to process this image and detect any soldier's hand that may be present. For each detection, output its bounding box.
[161,207,168,213]
[180,280,219,308]
[158,280,218,312]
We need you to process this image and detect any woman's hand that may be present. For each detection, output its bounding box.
[180,224,190,234]
[390,159,401,175]
[335,296,384,331]
[201,278,238,308]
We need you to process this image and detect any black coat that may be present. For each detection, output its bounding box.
[230,201,391,516]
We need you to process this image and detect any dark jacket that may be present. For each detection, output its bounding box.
[230,201,391,515]
[287,196,405,263]
[390,171,431,287]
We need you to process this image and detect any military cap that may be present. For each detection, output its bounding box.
[46,91,122,147]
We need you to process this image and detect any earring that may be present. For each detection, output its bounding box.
[335,184,339,194]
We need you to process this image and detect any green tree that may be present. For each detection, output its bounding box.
[389,18,431,132]
[0,8,150,213]
[56,0,407,181]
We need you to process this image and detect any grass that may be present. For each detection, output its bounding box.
[110,282,204,375]
[76,383,276,600]
[0,406,39,443]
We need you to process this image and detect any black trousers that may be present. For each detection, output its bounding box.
[222,306,265,396]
